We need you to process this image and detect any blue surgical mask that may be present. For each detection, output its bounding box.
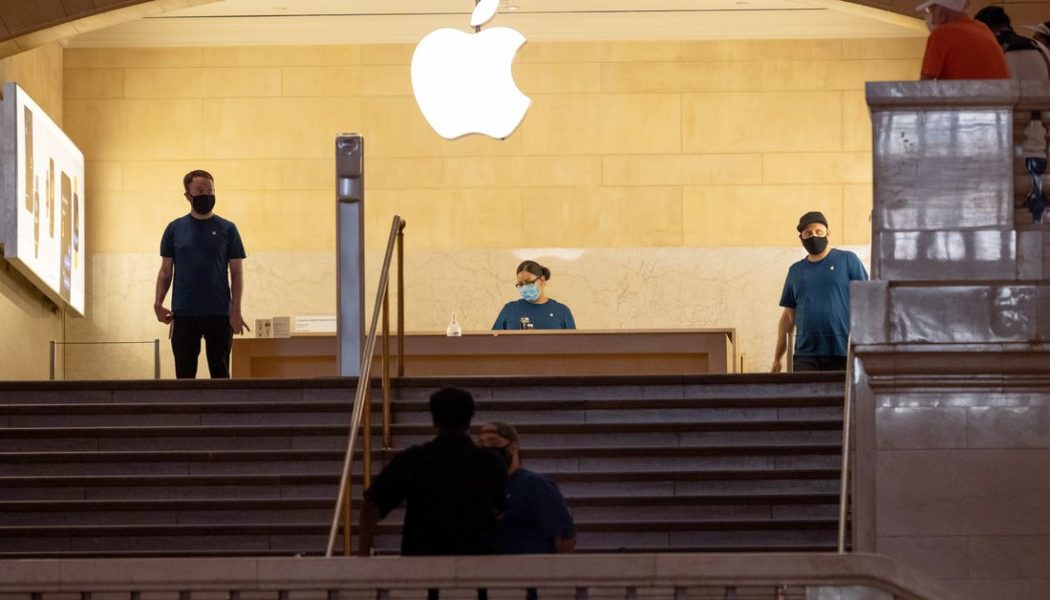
[519,283,540,302]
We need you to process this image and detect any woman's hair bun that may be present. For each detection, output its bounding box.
[516,260,550,280]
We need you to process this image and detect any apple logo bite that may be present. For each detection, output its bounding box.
[411,0,531,140]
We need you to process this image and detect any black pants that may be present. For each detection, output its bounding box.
[793,355,847,372]
[171,316,233,379]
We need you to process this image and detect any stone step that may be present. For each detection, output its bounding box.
[0,373,844,401]
[1,401,842,427]
[0,469,838,500]
[0,420,842,453]
[0,373,846,557]
[0,492,840,526]
[0,442,841,476]
[0,518,839,555]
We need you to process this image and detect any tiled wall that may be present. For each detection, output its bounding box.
[50,37,923,379]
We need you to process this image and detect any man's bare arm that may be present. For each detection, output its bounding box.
[771,307,796,373]
[229,258,249,334]
[154,258,174,324]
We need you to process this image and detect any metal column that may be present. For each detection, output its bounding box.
[335,134,365,377]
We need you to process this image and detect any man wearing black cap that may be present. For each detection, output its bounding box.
[975,6,1050,79]
[771,212,868,373]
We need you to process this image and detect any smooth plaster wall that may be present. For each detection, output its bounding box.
[0,42,65,380]
[53,38,923,379]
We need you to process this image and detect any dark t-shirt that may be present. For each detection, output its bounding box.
[498,468,575,554]
[492,299,576,330]
[365,432,507,556]
[160,214,246,317]
[779,248,868,358]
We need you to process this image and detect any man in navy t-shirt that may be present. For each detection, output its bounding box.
[771,211,868,372]
[154,170,248,379]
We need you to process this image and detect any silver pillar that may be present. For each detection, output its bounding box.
[335,134,365,377]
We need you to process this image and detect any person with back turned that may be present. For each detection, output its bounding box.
[358,387,507,556]
[154,169,249,379]
[974,6,1050,79]
[918,0,1009,80]
[771,212,868,373]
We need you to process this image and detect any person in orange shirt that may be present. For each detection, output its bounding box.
[918,0,1010,80]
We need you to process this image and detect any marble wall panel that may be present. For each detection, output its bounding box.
[875,230,1018,281]
[889,285,1037,344]
[871,109,1012,231]
[876,449,1050,537]
[1040,286,1050,341]
[875,406,967,449]
[967,406,1050,449]
[849,281,888,345]
[63,68,124,100]
[1017,230,1045,281]
[969,536,1050,579]
[60,245,871,380]
[875,536,969,580]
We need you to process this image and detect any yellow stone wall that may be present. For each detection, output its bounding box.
[10,36,926,379]
[0,43,65,380]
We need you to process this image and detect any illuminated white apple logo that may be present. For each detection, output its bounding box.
[411,0,531,140]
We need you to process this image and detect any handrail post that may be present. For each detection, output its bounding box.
[382,283,392,449]
[396,219,405,378]
[49,340,56,381]
[837,335,854,553]
[153,339,161,379]
[341,478,352,556]
[785,332,794,373]
[363,386,372,489]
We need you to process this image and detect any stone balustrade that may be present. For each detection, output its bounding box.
[852,81,1050,600]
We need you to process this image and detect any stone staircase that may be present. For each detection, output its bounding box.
[0,373,845,557]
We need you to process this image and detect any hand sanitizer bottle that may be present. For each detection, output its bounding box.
[446,312,462,337]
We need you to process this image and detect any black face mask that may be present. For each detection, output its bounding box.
[488,445,512,468]
[190,194,215,215]
[802,235,828,255]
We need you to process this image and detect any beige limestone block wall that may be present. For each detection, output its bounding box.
[58,38,921,379]
[0,43,66,380]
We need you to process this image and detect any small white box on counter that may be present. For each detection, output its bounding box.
[255,318,273,338]
[272,316,291,338]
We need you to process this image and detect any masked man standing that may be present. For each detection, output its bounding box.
[771,212,868,373]
[154,169,248,379]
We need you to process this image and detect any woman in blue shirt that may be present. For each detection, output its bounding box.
[492,260,576,330]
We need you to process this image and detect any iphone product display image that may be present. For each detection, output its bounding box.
[60,171,72,303]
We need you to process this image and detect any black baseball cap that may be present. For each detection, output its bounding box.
[797,211,828,232]
[975,6,1010,28]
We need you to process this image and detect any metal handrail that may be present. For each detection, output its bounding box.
[837,334,854,553]
[325,215,406,557]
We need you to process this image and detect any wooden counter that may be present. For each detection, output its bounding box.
[232,329,735,378]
